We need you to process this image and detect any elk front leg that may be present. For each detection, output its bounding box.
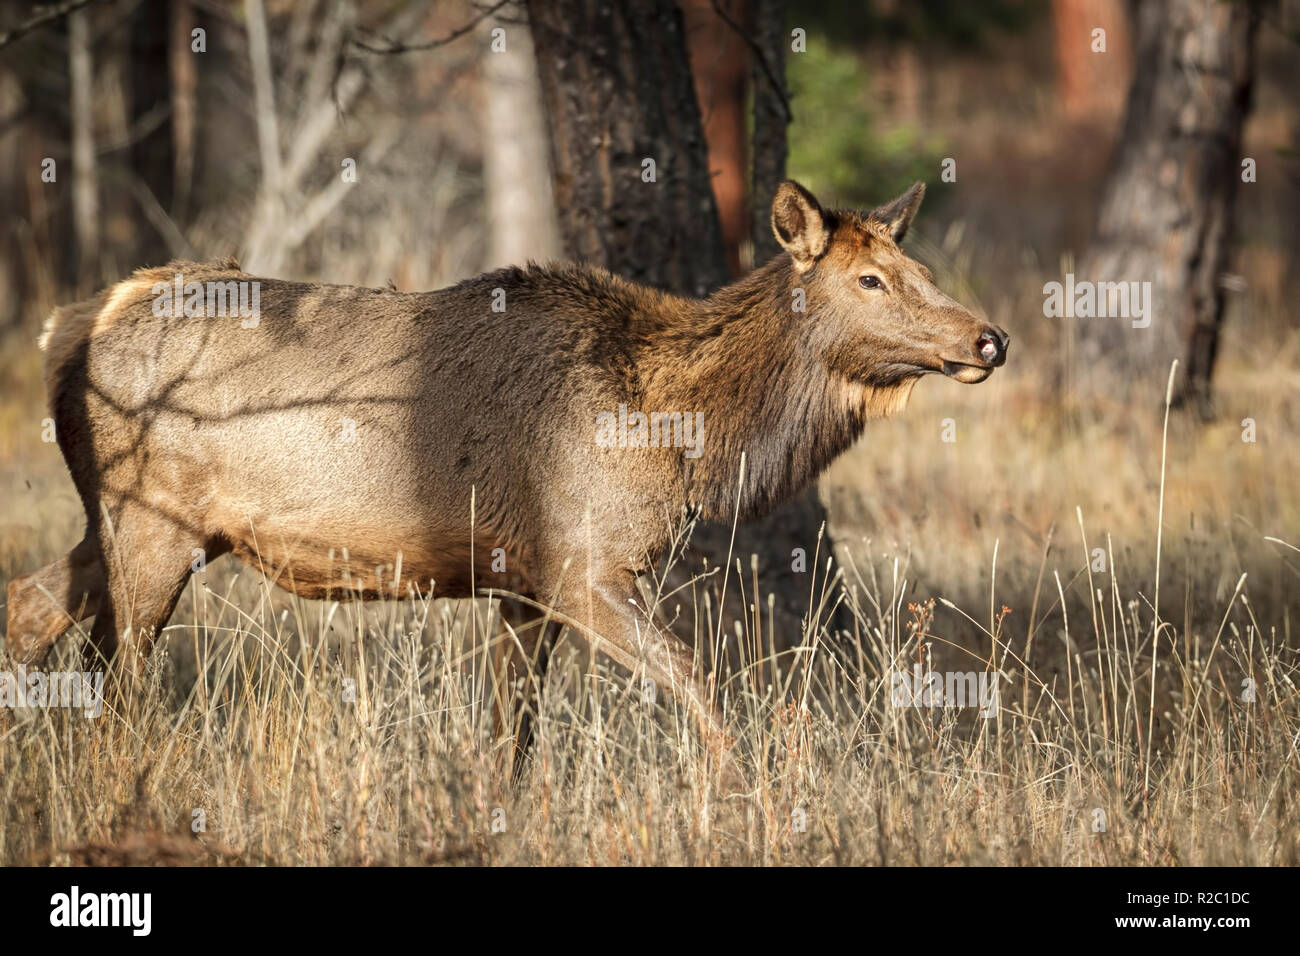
[565,570,738,780]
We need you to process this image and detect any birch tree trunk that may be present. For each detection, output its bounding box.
[480,11,561,269]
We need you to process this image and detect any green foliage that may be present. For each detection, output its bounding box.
[785,35,943,210]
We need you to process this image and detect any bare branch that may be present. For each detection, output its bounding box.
[121,171,197,259]
[0,0,104,52]
[349,0,513,54]
[280,124,399,250]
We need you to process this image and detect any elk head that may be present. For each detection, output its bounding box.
[772,179,1009,386]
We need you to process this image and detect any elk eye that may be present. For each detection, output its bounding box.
[859,274,883,290]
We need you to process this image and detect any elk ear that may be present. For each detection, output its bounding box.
[873,181,926,244]
[771,180,833,272]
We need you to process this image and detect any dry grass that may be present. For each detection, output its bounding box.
[0,523,1295,865]
[1,266,1297,866]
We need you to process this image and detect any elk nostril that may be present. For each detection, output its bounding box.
[977,332,1001,363]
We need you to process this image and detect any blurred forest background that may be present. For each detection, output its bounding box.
[0,0,1297,668]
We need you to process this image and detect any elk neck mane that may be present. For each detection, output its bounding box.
[635,254,919,523]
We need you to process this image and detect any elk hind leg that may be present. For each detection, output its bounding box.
[88,504,219,674]
[4,536,104,666]
[491,598,560,777]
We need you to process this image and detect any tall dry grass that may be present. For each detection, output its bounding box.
[0,522,1295,863]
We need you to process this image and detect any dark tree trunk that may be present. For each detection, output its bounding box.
[681,0,749,277]
[529,0,841,653]
[1051,0,1130,120]
[749,0,788,267]
[169,0,197,221]
[1076,0,1261,414]
[129,0,174,260]
[528,0,728,297]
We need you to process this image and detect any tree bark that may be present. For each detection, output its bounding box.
[681,0,749,277]
[1076,0,1261,413]
[528,0,729,297]
[749,0,787,267]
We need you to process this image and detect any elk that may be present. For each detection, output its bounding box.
[5,180,1007,762]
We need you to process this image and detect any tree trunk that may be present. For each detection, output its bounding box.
[480,10,561,269]
[1051,0,1130,120]
[749,0,788,267]
[527,0,728,297]
[681,0,749,277]
[131,0,174,212]
[68,6,98,292]
[0,68,24,332]
[1076,0,1261,413]
[169,0,197,220]
[529,0,841,655]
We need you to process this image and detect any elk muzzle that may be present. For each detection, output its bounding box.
[942,325,1010,383]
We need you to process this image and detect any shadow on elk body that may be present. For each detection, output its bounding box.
[5,180,1008,765]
